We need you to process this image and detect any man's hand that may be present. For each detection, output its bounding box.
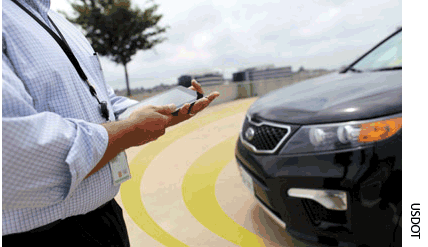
[85,104,176,179]
[85,80,219,179]
[126,104,176,147]
[123,79,219,146]
[167,80,220,127]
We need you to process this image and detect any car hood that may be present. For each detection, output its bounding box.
[248,71,402,125]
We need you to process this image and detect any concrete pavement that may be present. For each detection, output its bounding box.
[114,97,302,247]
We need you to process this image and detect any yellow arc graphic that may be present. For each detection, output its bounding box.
[182,135,266,247]
[120,99,256,246]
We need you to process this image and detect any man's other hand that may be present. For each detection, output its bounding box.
[88,82,219,179]
[167,80,220,127]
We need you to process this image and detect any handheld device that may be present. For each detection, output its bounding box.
[118,86,203,120]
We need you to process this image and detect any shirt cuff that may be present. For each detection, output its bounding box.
[64,120,109,200]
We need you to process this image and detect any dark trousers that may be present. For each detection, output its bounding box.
[2,199,130,246]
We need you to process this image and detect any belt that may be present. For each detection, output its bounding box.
[25,200,113,234]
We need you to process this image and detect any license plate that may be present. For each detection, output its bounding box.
[239,166,254,195]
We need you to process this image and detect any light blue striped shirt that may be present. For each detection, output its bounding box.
[2,0,138,235]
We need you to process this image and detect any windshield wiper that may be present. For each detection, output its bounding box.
[347,68,363,73]
[371,66,402,72]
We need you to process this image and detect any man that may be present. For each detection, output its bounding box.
[2,0,219,245]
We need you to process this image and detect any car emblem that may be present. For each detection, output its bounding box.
[245,127,255,141]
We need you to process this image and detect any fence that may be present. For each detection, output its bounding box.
[129,71,334,106]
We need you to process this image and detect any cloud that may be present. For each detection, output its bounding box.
[305,39,340,55]
[50,0,402,90]
[316,7,341,24]
[168,46,211,63]
[223,17,242,30]
[192,31,213,49]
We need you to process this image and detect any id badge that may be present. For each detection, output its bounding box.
[109,151,131,186]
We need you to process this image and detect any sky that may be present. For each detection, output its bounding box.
[50,0,402,90]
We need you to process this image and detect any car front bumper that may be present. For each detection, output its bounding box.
[235,130,402,247]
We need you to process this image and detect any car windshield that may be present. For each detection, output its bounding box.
[351,30,402,72]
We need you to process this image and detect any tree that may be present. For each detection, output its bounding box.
[64,0,168,96]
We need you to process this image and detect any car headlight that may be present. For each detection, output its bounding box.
[281,114,402,154]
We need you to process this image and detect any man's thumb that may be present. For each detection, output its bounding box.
[155,104,176,115]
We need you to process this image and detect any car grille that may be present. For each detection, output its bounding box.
[241,116,290,153]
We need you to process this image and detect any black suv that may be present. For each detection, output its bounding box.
[235,28,402,247]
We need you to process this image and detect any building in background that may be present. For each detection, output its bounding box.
[194,72,224,85]
[178,75,193,87]
[178,72,224,87]
[232,65,293,83]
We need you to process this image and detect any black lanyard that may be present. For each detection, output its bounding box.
[11,0,110,121]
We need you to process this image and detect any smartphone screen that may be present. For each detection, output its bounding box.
[118,86,197,120]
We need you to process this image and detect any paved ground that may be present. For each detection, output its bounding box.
[114,97,306,247]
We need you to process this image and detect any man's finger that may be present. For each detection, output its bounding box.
[189,98,209,114]
[180,103,191,115]
[191,79,204,94]
[154,104,176,115]
[206,91,220,102]
[190,92,219,114]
